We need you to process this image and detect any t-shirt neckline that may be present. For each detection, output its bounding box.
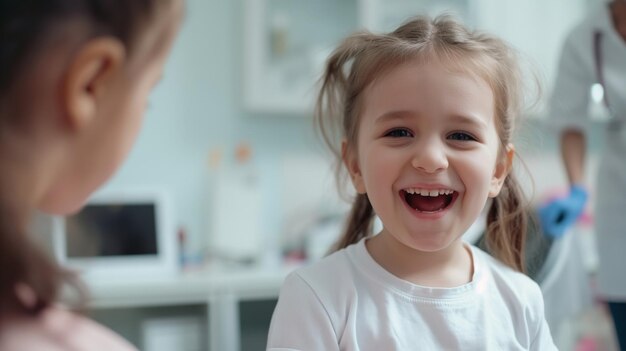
[348,238,483,301]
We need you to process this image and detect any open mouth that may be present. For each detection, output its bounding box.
[401,188,457,213]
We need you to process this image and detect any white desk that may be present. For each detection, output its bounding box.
[85,264,299,351]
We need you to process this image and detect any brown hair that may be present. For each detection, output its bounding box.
[0,0,169,321]
[316,15,529,272]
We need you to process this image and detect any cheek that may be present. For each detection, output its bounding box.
[114,104,146,165]
[458,153,497,199]
[99,94,147,183]
[121,85,151,147]
[360,145,401,188]
[127,100,147,139]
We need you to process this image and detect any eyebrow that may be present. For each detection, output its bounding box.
[374,111,413,124]
[449,113,488,129]
[375,110,489,129]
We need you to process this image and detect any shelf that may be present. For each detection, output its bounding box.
[242,0,475,115]
[83,263,299,309]
[243,0,359,115]
[243,0,584,116]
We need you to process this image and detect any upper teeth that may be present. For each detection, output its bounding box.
[404,188,454,197]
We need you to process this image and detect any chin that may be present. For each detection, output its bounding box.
[38,186,93,216]
[39,198,87,216]
[62,199,89,215]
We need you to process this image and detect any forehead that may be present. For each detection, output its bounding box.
[360,61,495,126]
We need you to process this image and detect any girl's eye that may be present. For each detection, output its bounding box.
[447,132,477,141]
[385,129,413,138]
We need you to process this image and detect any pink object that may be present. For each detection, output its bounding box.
[541,188,569,203]
[575,336,597,351]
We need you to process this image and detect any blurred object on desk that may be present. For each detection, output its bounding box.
[142,316,204,351]
[279,154,348,261]
[51,189,177,285]
[304,213,344,261]
[209,142,272,265]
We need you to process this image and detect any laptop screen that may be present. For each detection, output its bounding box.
[65,203,159,258]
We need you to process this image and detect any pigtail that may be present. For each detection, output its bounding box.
[485,173,528,272]
[314,34,380,252]
[0,200,57,320]
[314,33,370,161]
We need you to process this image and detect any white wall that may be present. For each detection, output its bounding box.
[474,0,586,114]
[99,0,326,255]
[97,0,595,256]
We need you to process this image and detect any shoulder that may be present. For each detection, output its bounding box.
[473,247,544,307]
[473,247,551,342]
[278,244,362,318]
[283,245,358,299]
[0,308,136,351]
[472,248,557,349]
[269,247,360,348]
[297,245,356,282]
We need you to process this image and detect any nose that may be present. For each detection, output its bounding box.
[411,138,449,173]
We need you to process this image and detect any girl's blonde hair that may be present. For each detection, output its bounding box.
[316,15,529,272]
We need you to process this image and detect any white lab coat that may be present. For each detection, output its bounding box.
[549,1,626,300]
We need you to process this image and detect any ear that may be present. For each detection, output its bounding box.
[62,37,125,130]
[341,140,366,194]
[489,143,514,198]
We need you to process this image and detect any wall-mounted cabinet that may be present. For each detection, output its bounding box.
[243,0,475,115]
[243,0,584,117]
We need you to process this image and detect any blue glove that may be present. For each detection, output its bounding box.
[538,185,588,238]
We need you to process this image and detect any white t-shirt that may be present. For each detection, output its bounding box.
[267,239,556,350]
[0,307,137,351]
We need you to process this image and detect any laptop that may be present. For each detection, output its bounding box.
[52,190,176,283]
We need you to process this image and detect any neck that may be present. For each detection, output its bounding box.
[0,131,56,216]
[366,231,473,287]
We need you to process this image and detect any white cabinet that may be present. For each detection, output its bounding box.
[242,0,589,117]
[242,0,475,115]
[85,264,298,351]
[243,0,358,114]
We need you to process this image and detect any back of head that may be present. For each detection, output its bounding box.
[0,0,163,100]
[0,0,169,322]
[317,15,529,271]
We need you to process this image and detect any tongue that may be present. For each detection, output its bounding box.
[406,194,448,212]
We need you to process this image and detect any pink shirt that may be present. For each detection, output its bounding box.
[0,307,136,351]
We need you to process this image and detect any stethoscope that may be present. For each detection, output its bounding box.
[594,29,622,124]
[594,29,624,133]
[594,30,612,111]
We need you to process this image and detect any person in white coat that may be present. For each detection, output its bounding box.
[540,0,626,348]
